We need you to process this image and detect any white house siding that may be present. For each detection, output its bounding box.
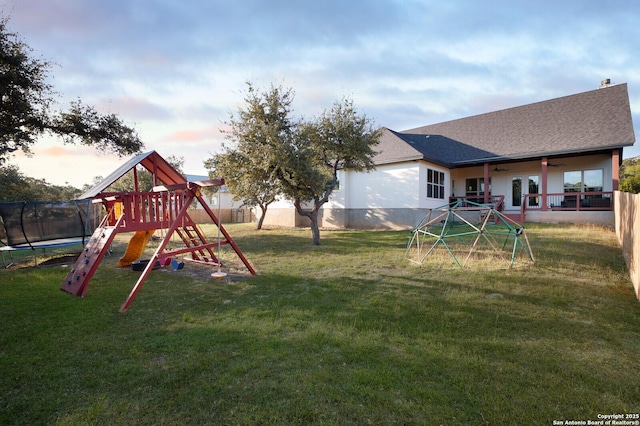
[260,196,299,227]
[320,161,451,229]
[345,163,420,209]
[263,162,436,229]
[261,154,615,229]
[194,191,245,210]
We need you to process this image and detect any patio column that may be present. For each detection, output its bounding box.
[484,162,490,204]
[541,157,548,211]
[612,149,620,191]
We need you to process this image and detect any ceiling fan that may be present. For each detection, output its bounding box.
[547,162,566,167]
[493,166,509,172]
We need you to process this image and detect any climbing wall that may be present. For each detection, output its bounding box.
[60,225,118,297]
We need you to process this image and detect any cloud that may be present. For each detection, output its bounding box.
[94,96,172,121]
[38,145,81,157]
[3,0,640,186]
[163,125,224,144]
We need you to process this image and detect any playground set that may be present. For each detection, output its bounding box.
[59,150,257,312]
[406,199,535,269]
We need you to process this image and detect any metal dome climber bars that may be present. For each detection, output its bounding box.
[406,199,535,269]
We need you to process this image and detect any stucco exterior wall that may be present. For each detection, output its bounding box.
[524,210,614,226]
[323,162,451,210]
[320,208,425,230]
[260,154,617,230]
[341,163,421,209]
[262,161,449,229]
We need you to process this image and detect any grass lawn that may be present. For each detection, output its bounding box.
[1,223,639,425]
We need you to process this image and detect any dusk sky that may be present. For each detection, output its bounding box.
[3,0,639,187]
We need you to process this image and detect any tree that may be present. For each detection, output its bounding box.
[209,83,381,244]
[276,97,382,245]
[204,82,293,229]
[0,164,30,201]
[0,18,143,165]
[620,156,640,194]
[0,164,81,201]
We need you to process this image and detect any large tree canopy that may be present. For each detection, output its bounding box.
[620,156,640,194]
[204,83,293,229]
[0,18,143,164]
[277,97,382,244]
[207,82,381,244]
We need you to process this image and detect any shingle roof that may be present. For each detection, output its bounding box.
[375,83,636,167]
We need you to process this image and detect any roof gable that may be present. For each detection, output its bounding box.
[381,83,636,166]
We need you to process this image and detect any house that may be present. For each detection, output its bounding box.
[263,82,636,229]
[184,174,241,209]
[184,174,255,224]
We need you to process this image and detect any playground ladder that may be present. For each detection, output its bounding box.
[174,223,219,264]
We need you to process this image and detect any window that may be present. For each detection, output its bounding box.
[528,175,540,207]
[465,177,491,197]
[511,177,522,207]
[583,170,603,192]
[563,170,603,193]
[563,171,582,193]
[427,169,445,199]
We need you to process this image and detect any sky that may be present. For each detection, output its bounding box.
[2,0,640,188]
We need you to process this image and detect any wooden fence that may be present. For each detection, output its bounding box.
[614,191,640,302]
[187,208,255,224]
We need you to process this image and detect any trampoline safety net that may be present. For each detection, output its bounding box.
[0,200,102,247]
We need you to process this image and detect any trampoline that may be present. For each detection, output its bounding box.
[0,199,102,267]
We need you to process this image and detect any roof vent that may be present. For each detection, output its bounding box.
[599,78,614,88]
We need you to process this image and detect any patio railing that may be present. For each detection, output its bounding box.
[521,191,614,220]
[447,193,613,222]
[448,195,505,211]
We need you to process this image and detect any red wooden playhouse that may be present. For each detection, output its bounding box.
[60,151,257,312]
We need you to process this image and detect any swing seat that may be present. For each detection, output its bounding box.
[131,259,161,271]
[171,258,184,270]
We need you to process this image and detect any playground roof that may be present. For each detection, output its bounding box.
[80,151,187,199]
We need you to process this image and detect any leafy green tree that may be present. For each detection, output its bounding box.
[209,83,381,244]
[204,83,292,229]
[620,156,640,194]
[0,164,81,201]
[0,17,143,165]
[276,97,382,245]
[51,100,143,157]
[0,164,29,201]
[81,176,105,195]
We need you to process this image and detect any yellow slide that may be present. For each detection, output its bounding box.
[118,230,154,267]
